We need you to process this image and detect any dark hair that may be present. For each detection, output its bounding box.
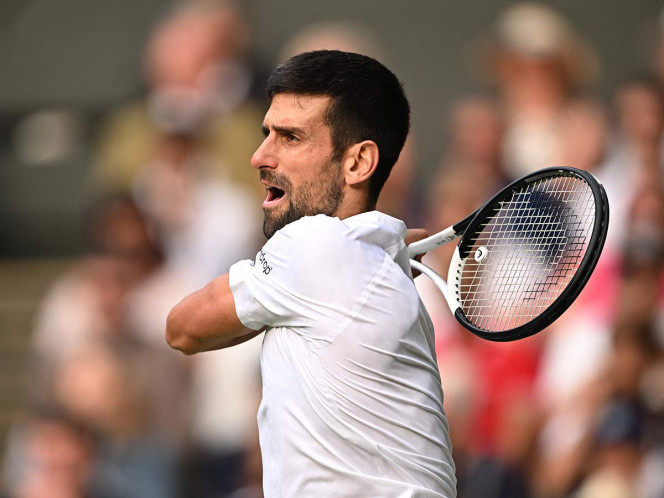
[266,50,410,205]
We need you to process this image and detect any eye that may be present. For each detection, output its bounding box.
[284,133,300,143]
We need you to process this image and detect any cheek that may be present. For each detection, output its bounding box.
[290,160,327,187]
[282,145,338,192]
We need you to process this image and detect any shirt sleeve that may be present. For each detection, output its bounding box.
[229,255,310,331]
[228,215,381,337]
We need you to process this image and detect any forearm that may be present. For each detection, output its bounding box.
[166,273,259,354]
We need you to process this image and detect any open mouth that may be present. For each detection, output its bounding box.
[263,186,285,208]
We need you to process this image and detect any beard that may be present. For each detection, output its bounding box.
[261,165,344,239]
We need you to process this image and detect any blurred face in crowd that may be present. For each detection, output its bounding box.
[251,93,345,239]
[557,99,607,170]
[20,418,92,498]
[450,97,503,164]
[143,4,250,133]
[54,346,139,435]
[145,5,248,90]
[616,83,664,146]
[495,53,569,104]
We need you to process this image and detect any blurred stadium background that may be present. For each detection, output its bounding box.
[1,0,664,497]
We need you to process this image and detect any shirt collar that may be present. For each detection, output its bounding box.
[344,210,407,238]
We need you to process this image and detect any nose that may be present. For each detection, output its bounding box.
[251,136,277,170]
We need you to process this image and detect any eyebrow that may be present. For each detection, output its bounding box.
[261,124,307,138]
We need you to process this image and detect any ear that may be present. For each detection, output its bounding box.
[343,140,379,186]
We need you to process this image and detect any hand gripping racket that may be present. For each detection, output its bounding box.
[409,166,609,342]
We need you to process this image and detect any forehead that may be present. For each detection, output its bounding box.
[264,93,331,129]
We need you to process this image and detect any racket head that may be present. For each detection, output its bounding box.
[449,166,609,341]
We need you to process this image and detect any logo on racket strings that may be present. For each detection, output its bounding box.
[474,246,488,263]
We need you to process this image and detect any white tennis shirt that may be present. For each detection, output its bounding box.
[229,211,456,497]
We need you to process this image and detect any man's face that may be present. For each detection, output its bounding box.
[251,93,345,239]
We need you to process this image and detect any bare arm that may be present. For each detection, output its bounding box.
[166,273,262,355]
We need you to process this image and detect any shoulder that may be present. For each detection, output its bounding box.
[261,215,379,283]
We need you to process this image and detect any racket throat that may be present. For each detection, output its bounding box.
[446,246,464,313]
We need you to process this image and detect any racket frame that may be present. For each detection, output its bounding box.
[409,166,610,342]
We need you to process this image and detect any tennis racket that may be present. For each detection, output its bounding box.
[409,166,609,342]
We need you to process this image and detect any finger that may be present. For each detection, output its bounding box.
[405,228,429,246]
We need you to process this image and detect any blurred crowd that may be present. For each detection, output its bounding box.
[2,1,664,497]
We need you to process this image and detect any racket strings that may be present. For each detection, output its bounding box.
[459,174,595,332]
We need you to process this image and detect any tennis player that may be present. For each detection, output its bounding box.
[166,50,456,497]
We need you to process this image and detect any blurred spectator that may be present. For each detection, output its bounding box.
[476,2,599,178]
[576,398,645,498]
[376,137,420,226]
[19,196,187,496]
[90,2,267,495]
[603,326,664,498]
[555,97,608,172]
[30,195,190,429]
[616,184,664,336]
[533,184,664,497]
[600,75,664,255]
[180,335,262,498]
[436,95,508,206]
[440,323,538,498]
[3,411,95,498]
[418,9,659,495]
[52,344,178,498]
[31,195,162,381]
[89,1,264,284]
[91,0,266,197]
[86,3,267,496]
[26,190,262,497]
[131,132,261,284]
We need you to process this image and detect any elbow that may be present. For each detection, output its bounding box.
[165,305,199,355]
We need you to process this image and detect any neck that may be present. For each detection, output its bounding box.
[334,188,374,220]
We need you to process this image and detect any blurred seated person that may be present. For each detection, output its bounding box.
[436,95,508,202]
[31,195,162,368]
[476,3,599,178]
[3,410,95,498]
[91,0,266,199]
[555,97,608,172]
[600,75,664,254]
[51,344,178,498]
[91,1,264,282]
[130,132,261,284]
[30,195,193,451]
[575,398,647,498]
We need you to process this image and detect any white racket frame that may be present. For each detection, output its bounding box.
[408,225,466,314]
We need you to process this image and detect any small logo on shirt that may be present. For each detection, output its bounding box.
[258,250,272,275]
